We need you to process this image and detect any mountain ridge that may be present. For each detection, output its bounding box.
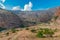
[0,7,60,29]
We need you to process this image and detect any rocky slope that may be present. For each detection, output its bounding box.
[12,7,57,23]
[0,7,59,29]
[0,9,21,29]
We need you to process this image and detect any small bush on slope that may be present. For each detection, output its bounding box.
[25,27,29,30]
[36,30,44,38]
[44,28,54,37]
[6,32,9,36]
[11,28,17,33]
[36,28,56,38]
[31,29,36,33]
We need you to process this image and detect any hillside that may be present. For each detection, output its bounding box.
[0,7,60,40]
[0,7,59,29]
[0,9,21,29]
[12,7,57,23]
[10,7,57,26]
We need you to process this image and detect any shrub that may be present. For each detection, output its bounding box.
[25,28,29,30]
[48,31,54,37]
[44,28,54,37]
[31,29,36,33]
[36,28,55,38]
[20,24,25,28]
[54,28,57,32]
[39,28,44,30]
[36,31,44,38]
[6,32,9,36]
[11,28,17,33]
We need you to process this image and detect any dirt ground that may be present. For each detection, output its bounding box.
[0,20,60,40]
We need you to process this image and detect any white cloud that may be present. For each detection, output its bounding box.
[0,0,5,9]
[12,2,33,11]
[1,0,5,3]
[24,2,32,11]
[0,3,5,9]
[12,6,21,10]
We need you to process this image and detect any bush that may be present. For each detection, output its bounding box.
[36,31,44,38]
[54,28,57,32]
[11,28,17,33]
[25,28,29,30]
[31,29,36,33]
[6,32,9,36]
[36,28,55,38]
[20,24,25,28]
[44,28,54,37]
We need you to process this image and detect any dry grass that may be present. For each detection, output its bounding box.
[0,21,60,40]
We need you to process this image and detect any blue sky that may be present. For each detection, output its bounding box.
[0,0,60,11]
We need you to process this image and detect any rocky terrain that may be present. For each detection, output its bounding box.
[0,8,21,29]
[0,7,59,29]
[0,7,60,40]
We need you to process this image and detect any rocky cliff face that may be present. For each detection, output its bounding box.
[0,9,21,29]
